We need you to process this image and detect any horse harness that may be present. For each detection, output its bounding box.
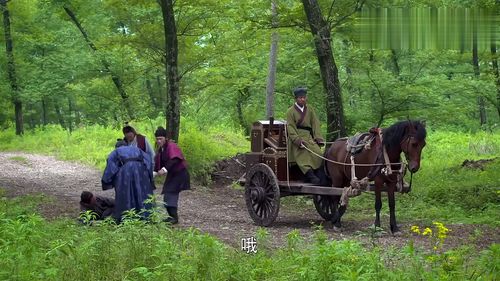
[346,128,410,192]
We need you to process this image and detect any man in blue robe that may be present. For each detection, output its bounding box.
[101,140,155,222]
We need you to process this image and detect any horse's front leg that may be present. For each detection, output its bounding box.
[388,187,400,234]
[374,188,382,228]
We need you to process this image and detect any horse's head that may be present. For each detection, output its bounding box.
[383,120,427,173]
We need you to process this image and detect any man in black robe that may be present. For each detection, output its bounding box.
[79,191,115,220]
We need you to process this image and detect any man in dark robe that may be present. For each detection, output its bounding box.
[101,140,155,222]
[153,126,190,224]
[286,86,324,184]
[79,191,115,220]
[122,125,155,167]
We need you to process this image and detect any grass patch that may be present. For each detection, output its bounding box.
[0,195,498,280]
[0,118,249,182]
[8,156,30,166]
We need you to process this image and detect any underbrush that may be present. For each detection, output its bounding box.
[0,192,498,280]
[0,118,248,182]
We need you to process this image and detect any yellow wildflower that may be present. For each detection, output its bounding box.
[433,221,450,240]
[411,225,421,234]
[422,227,433,236]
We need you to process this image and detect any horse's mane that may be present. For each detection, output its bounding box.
[382,120,427,149]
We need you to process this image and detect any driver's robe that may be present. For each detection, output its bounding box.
[286,104,323,174]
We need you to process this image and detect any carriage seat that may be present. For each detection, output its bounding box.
[346,132,375,155]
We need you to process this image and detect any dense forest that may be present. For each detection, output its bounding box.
[1,0,499,140]
[1,1,499,280]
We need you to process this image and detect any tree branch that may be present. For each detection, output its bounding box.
[326,0,337,23]
[329,0,366,30]
[367,70,385,127]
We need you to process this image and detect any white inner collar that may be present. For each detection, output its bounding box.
[295,102,304,112]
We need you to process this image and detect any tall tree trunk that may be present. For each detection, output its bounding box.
[75,107,81,127]
[492,43,500,118]
[1,0,23,135]
[159,0,180,142]
[301,0,346,139]
[342,40,356,107]
[390,49,400,77]
[265,0,278,119]
[54,101,65,129]
[236,87,250,135]
[68,97,73,133]
[368,51,385,126]
[63,6,134,121]
[27,104,35,129]
[41,98,47,126]
[145,79,158,113]
[156,75,165,109]
[472,13,486,126]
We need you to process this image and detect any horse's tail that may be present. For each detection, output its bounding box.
[318,148,333,186]
[322,148,331,177]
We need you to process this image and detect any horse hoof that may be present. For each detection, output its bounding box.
[391,227,401,236]
[333,226,342,232]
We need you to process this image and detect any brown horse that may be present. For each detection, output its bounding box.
[325,120,427,233]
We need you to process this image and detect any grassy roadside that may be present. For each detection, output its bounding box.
[0,119,248,182]
[0,189,498,281]
[1,124,499,225]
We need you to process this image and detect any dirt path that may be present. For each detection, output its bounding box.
[0,152,498,251]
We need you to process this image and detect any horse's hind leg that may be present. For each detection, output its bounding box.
[331,196,347,230]
[388,189,400,234]
[330,196,341,229]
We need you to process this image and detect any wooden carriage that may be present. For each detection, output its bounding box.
[238,120,347,226]
[239,119,409,226]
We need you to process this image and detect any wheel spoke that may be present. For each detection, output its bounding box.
[261,202,268,218]
[253,173,263,187]
[255,202,262,216]
[262,175,269,188]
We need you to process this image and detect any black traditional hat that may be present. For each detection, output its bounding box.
[155,126,168,138]
[122,124,136,135]
[293,86,307,97]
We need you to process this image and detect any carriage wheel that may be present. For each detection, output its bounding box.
[244,163,280,226]
[313,195,337,220]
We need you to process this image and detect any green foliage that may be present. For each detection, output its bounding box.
[0,119,249,180]
[0,124,118,169]
[1,194,498,280]
[177,118,248,183]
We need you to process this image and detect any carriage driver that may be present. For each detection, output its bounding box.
[286,86,324,184]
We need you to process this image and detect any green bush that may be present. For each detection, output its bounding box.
[178,119,248,183]
[0,119,249,180]
[0,193,498,280]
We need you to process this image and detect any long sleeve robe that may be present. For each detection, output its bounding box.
[154,141,191,194]
[286,103,324,174]
[101,146,155,221]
